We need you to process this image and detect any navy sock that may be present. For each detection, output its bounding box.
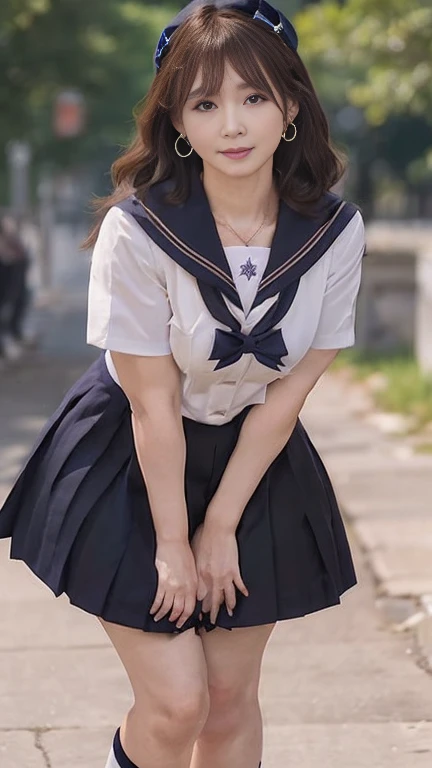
[112,728,139,768]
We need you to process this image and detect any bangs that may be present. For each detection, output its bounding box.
[166,12,286,118]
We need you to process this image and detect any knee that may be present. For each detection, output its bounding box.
[209,676,259,711]
[149,682,211,745]
[202,679,259,738]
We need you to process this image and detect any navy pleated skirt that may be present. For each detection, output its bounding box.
[0,353,356,634]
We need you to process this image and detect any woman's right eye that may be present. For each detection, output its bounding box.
[195,101,215,111]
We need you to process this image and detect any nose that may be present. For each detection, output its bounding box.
[221,106,246,137]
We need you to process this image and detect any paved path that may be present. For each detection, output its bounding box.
[0,226,431,767]
[305,367,432,668]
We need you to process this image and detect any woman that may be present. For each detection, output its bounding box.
[0,2,367,767]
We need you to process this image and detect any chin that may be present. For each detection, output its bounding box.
[213,161,264,179]
[201,155,270,179]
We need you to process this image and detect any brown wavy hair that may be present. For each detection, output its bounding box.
[81,4,347,250]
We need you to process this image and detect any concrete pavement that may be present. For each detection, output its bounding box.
[303,368,432,669]
[0,224,431,766]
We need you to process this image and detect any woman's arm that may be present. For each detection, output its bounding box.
[111,350,200,629]
[204,347,339,533]
[87,208,199,628]
[111,350,188,543]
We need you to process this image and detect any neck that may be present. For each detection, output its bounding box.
[200,161,279,225]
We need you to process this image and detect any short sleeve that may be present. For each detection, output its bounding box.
[310,211,365,350]
[87,206,172,356]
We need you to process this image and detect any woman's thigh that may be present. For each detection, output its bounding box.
[99,618,209,714]
[199,623,276,700]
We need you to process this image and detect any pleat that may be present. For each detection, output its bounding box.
[197,416,356,632]
[297,424,356,589]
[64,465,136,613]
[36,419,131,593]
[12,396,116,521]
[38,395,121,513]
[21,392,114,537]
[7,355,132,597]
[0,358,107,538]
[282,420,341,594]
[94,498,203,633]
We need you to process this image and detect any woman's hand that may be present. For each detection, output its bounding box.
[191,523,249,625]
[150,540,198,629]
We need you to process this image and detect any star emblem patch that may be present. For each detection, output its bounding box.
[239,256,258,281]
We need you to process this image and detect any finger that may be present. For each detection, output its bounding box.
[176,596,197,629]
[169,594,185,623]
[153,593,174,622]
[210,602,221,626]
[197,578,208,602]
[210,588,224,625]
[202,593,212,614]
[150,589,165,615]
[234,572,249,597]
[224,582,237,616]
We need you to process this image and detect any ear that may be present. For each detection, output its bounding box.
[287,100,299,123]
[281,101,299,133]
[171,112,185,137]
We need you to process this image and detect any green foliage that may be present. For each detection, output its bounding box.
[297,0,432,125]
[296,0,432,195]
[0,1,177,200]
[332,348,432,431]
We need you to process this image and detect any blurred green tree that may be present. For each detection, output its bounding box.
[0,1,177,201]
[296,0,431,123]
[296,0,432,200]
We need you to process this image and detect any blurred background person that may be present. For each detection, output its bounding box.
[0,213,32,365]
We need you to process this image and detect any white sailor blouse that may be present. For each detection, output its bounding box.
[87,170,366,425]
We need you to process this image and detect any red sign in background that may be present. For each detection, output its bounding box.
[53,91,86,138]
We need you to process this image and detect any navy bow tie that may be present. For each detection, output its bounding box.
[197,279,300,372]
[209,327,288,370]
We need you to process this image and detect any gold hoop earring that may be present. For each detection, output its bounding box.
[281,122,297,142]
[175,133,193,158]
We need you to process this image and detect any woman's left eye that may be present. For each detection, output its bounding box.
[246,94,265,105]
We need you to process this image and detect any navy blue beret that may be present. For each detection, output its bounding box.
[154,0,298,71]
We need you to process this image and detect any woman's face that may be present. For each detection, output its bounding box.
[175,62,298,179]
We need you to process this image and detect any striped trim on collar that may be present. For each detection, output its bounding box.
[135,197,236,290]
[259,201,347,291]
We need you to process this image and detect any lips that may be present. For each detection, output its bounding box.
[221,147,252,154]
[220,147,253,159]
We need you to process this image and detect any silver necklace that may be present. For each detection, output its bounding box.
[214,206,272,247]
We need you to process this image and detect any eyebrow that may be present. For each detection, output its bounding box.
[187,81,252,101]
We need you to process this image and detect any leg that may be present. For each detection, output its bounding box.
[99,618,210,768]
[190,623,276,768]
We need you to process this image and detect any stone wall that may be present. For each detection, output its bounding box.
[356,223,432,374]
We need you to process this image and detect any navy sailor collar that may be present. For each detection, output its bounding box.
[119,168,361,311]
